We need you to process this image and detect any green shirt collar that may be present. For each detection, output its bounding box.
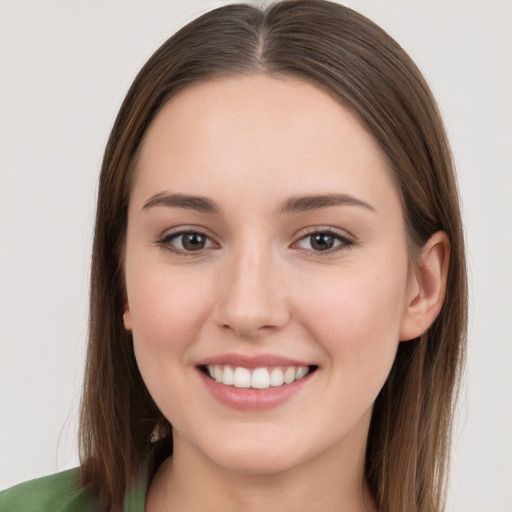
[123,471,149,512]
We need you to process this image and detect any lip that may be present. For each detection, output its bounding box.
[196,353,317,412]
[197,353,312,369]
[198,369,315,411]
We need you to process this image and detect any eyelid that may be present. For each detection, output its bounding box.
[291,226,355,253]
[155,226,219,255]
[154,225,355,256]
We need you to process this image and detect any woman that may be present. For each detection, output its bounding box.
[0,1,467,511]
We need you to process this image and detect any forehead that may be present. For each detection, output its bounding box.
[132,74,400,216]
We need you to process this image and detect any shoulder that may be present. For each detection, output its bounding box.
[0,468,99,512]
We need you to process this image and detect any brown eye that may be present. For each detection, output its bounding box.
[310,233,336,251]
[160,231,215,253]
[296,230,353,253]
[181,233,207,251]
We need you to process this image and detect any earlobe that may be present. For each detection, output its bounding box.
[400,231,450,341]
[123,302,133,332]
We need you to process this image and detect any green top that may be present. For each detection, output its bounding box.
[0,468,147,512]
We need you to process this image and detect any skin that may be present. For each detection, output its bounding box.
[123,74,449,511]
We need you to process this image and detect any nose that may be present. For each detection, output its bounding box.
[212,243,290,339]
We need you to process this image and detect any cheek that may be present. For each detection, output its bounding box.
[126,266,216,418]
[295,261,408,381]
[125,261,213,363]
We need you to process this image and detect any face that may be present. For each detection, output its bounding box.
[123,75,416,476]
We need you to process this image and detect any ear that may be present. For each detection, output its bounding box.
[400,231,450,341]
[123,301,133,332]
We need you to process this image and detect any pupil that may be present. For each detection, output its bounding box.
[182,233,205,250]
[311,233,334,251]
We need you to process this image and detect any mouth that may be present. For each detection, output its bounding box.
[196,354,319,410]
[199,364,318,389]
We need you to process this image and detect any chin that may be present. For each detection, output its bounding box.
[193,431,306,476]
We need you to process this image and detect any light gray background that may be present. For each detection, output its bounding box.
[1,1,511,510]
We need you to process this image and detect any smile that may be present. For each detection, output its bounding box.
[197,354,318,410]
[203,364,315,389]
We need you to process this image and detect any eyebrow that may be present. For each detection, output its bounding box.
[141,192,375,215]
[142,192,219,213]
[277,194,375,215]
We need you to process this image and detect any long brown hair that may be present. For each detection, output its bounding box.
[79,1,467,510]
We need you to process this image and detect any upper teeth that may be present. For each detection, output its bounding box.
[206,365,310,389]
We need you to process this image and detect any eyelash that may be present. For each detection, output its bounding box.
[156,228,354,256]
[156,230,217,256]
[293,228,354,254]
